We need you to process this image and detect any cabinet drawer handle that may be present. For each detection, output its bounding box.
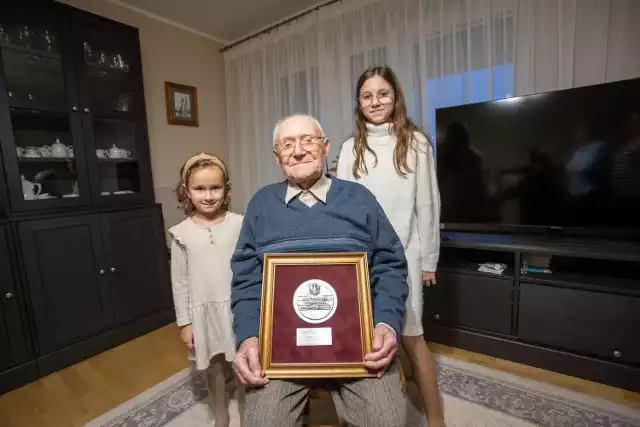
[99,269,105,275]
[5,292,13,300]
[72,106,78,112]
[28,94,35,100]
[84,107,91,113]
[613,350,622,359]
[8,91,13,98]
[433,313,440,321]
[110,267,116,273]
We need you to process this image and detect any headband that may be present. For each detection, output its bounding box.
[181,153,228,184]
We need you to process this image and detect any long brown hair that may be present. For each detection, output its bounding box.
[352,66,422,178]
[175,153,231,216]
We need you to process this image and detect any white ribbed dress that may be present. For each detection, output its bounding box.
[169,212,243,370]
[336,122,441,336]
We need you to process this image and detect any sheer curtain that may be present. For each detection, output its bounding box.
[223,0,640,212]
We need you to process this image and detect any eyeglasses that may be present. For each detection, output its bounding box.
[358,91,394,107]
[276,135,326,156]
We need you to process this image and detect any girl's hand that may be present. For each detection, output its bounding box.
[422,271,437,286]
[180,324,194,350]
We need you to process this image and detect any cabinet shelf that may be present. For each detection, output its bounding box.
[86,64,130,79]
[100,192,135,196]
[96,158,136,164]
[0,43,61,61]
[520,271,640,297]
[439,246,515,279]
[18,156,74,162]
[442,231,640,263]
[439,263,514,280]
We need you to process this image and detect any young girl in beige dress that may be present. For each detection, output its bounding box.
[169,153,244,427]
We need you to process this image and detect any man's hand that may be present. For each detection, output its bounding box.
[422,271,437,286]
[180,325,194,350]
[232,337,269,387]
[364,324,397,376]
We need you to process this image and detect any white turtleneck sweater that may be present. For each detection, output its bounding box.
[336,122,440,272]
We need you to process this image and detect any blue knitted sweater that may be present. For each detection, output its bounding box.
[230,176,409,348]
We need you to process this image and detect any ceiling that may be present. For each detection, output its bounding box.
[115,0,327,45]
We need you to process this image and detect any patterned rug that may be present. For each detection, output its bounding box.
[85,354,640,427]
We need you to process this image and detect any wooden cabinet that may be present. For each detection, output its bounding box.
[424,271,513,335]
[518,282,640,365]
[0,1,172,394]
[100,208,172,326]
[0,223,29,368]
[19,207,172,355]
[0,222,38,394]
[427,233,640,393]
[19,214,112,353]
[0,0,153,214]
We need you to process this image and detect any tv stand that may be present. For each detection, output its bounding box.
[426,231,640,393]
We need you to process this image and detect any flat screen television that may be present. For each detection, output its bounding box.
[435,78,640,239]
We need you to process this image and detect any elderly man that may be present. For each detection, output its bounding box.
[231,114,409,426]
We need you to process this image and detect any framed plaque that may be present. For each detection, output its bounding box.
[258,252,376,379]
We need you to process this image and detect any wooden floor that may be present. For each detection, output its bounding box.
[1,323,638,427]
[0,324,189,427]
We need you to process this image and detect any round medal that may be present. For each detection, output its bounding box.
[292,279,338,324]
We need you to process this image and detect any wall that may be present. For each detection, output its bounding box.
[56,0,228,231]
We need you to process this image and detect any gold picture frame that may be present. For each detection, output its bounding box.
[259,252,375,379]
[164,81,199,127]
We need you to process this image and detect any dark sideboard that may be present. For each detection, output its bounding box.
[424,231,640,393]
[0,0,174,394]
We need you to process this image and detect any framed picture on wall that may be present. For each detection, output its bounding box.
[164,81,199,127]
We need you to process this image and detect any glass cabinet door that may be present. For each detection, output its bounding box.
[0,3,69,113]
[71,12,152,203]
[0,3,90,210]
[77,33,141,118]
[9,109,86,203]
[92,118,144,198]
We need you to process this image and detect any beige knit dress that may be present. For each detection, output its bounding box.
[169,212,244,370]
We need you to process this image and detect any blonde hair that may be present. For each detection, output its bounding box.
[175,153,231,216]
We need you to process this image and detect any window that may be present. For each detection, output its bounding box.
[279,66,320,118]
[424,63,514,142]
[349,46,388,100]
[411,17,515,145]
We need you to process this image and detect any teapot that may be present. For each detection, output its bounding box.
[21,175,42,200]
[108,144,121,158]
[51,137,71,158]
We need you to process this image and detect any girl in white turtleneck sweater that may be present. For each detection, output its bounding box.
[337,66,444,427]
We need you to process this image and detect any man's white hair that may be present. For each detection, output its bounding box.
[272,114,326,147]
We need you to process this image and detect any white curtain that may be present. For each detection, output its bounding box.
[223,0,640,212]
